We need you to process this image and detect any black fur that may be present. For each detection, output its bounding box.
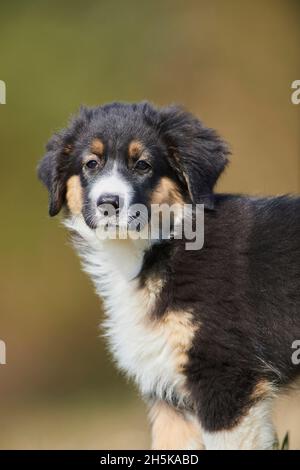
[38,102,229,217]
[38,102,300,435]
[140,194,300,430]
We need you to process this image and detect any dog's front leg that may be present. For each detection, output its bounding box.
[202,399,275,450]
[149,400,204,450]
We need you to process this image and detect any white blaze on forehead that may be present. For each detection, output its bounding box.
[89,168,133,208]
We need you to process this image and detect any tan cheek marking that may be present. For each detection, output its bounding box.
[91,138,104,156]
[151,177,184,206]
[128,139,144,158]
[66,175,83,215]
[150,401,204,450]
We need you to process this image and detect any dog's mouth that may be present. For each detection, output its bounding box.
[92,205,150,236]
[84,202,185,240]
[101,213,146,230]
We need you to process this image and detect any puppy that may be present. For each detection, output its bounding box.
[38,102,300,450]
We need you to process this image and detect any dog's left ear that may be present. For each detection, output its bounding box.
[157,105,230,209]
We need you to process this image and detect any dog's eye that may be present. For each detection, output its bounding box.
[134,160,151,172]
[85,159,99,170]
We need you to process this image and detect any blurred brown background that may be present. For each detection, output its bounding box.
[0,0,299,449]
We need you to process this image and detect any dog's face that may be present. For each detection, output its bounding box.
[38,102,229,233]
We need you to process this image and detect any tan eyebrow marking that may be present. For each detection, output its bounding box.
[128,140,144,158]
[91,138,104,156]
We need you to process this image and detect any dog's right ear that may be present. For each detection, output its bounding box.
[142,102,230,209]
[38,132,72,216]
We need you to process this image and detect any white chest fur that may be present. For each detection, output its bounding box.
[65,216,195,404]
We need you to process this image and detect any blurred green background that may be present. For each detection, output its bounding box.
[0,0,299,449]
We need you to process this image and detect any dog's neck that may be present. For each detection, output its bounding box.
[98,237,151,280]
[64,214,152,280]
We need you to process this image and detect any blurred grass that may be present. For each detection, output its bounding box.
[0,391,300,449]
[0,394,150,450]
[0,0,299,449]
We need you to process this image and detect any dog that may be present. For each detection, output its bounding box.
[38,102,300,450]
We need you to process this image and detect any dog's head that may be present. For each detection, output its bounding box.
[38,102,229,233]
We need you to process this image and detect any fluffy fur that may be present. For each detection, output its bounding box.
[38,102,300,449]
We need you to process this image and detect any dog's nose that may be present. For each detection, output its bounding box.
[97,194,120,210]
